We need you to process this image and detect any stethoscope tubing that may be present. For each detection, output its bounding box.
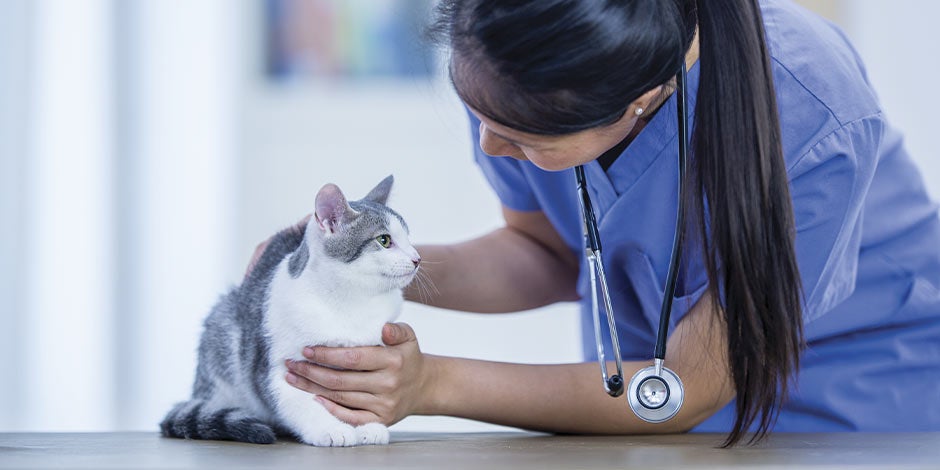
[655,64,689,360]
[589,250,626,396]
[577,165,626,396]
[576,65,690,420]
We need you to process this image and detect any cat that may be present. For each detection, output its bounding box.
[160,175,420,446]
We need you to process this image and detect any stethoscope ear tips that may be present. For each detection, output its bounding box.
[606,375,625,397]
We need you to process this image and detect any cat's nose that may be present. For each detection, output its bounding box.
[412,257,421,268]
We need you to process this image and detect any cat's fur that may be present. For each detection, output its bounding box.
[160,176,419,446]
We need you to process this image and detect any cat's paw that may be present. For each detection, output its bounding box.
[355,422,390,445]
[301,423,358,447]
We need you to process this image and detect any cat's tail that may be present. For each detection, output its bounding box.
[160,400,276,444]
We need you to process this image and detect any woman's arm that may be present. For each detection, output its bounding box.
[404,206,580,312]
[286,290,734,434]
[420,292,733,433]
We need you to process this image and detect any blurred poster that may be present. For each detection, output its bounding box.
[265,0,435,80]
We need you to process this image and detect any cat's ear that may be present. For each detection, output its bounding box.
[315,184,356,234]
[363,175,394,205]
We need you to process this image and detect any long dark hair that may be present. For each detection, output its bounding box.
[431,0,804,446]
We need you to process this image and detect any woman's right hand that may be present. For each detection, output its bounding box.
[285,322,437,426]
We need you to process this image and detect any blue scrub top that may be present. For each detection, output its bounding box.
[469,0,940,432]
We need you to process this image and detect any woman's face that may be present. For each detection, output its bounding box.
[467,85,661,172]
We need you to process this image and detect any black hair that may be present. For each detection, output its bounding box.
[430,0,804,447]
[431,0,694,135]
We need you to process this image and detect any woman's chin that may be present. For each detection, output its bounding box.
[530,159,577,172]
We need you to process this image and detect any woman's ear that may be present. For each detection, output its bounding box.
[632,85,665,118]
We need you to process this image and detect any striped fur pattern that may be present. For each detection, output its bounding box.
[161,176,420,446]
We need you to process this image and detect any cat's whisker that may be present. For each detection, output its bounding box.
[410,271,430,303]
[419,281,436,303]
[423,272,441,298]
[409,271,426,301]
[414,268,440,299]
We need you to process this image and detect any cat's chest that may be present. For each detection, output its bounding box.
[262,257,405,363]
[264,282,400,360]
[268,300,390,346]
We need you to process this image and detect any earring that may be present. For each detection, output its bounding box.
[635,107,644,116]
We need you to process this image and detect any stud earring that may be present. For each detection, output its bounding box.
[635,107,644,116]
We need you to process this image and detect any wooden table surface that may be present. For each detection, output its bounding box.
[1,432,938,469]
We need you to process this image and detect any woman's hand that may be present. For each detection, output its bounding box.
[284,322,433,426]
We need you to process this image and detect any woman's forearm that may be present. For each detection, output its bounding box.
[405,206,581,313]
[405,227,579,312]
[416,293,734,434]
[418,356,690,434]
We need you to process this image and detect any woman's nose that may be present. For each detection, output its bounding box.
[479,123,525,160]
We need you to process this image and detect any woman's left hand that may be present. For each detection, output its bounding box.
[284,322,431,426]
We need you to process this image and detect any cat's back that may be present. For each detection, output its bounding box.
[195,225,307,390]
[239,224,308,318]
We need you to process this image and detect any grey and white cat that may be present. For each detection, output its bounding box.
[161,175,420,446]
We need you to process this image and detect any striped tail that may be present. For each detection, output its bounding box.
[160,400,276,444]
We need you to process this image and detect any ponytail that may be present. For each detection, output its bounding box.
[691,0,804,446]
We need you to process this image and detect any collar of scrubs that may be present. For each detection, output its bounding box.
[583,62,700,218]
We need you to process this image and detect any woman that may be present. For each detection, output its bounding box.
[278,0,940,445]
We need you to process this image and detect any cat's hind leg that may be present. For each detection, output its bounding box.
[160,399,276,444]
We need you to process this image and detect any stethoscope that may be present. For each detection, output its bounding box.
[575,65,688,423]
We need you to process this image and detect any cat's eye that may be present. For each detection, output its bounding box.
[376,234,392,248]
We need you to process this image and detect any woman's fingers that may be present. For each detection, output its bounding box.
[289,322,424,426]
[298,322,416,371]
[285,369,376,410]
[381,322,417,347]
[286,368,395,425]
[286,360,387,393]
[302,345,392,372]
[315,396,381,426]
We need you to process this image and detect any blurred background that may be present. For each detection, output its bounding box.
[0,0,936,433]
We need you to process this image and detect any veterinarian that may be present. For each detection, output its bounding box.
[274,0,940,445]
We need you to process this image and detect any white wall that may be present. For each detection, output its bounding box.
[113,0,238,430]
[840,1,940,199]
[0,0,238,432]
[23,0,117,430]
[0,0,31,430]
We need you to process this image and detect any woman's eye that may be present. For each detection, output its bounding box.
[376,234,392,248]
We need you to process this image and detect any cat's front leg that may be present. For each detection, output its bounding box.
[355,422,390,445]
[268,370,359,447]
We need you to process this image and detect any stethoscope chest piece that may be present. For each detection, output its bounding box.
[627,363,684,423]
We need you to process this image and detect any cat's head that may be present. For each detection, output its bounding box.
[301,175,419,292]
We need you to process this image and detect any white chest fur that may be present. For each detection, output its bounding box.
[263,259,403,363]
